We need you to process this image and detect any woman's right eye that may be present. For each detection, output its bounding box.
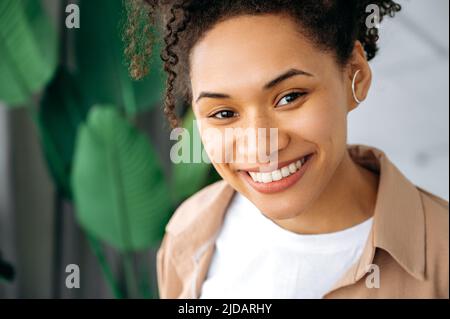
[210,110,237,119]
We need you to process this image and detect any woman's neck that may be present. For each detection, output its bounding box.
[274,150,379,235]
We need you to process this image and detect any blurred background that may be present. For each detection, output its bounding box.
[348,0,449,200]
[0,0,448,298]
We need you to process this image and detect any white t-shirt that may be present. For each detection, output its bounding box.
[200,192,373,299]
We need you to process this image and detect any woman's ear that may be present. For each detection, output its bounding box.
[346,41,373,112]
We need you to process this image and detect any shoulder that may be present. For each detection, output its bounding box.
[156,179,235,298]
[418,187,449,242]
[165,179,234,235]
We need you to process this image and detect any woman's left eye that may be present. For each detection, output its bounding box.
[276,92,306,107]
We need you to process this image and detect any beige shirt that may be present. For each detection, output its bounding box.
[157,145,449,299]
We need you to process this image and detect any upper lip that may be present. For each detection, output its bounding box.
[237,152,314,173]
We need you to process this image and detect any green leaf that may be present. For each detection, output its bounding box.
[0,0,58,106]
[74,0,166,116]
[171,109,214,204]
[72,106,172,251]
[37,68,91,199]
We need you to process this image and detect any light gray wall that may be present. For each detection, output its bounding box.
[0,105,55,298]
[0,104,17,298]
[348,0,449,200]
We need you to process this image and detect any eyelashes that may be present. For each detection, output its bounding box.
[211,110,238,119]
[208,90,308,120]
[276,91,307,107]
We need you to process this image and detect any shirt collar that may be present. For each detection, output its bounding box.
[348,145,425,281]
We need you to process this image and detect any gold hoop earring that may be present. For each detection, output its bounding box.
[352,70,363,104]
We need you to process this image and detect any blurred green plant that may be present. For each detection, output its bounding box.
[0,0,219,298]
[72,106,172,297]
[75,0,166,115]
[0,0,58,106]
[72,106,172,250]
[37,68,90,199]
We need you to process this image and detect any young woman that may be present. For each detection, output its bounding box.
[126,0,449,298]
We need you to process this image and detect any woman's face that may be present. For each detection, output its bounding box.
[190,14,363,220]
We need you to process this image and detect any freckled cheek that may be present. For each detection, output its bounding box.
[200,128,224,162]
[199,127,236,178]
[284,102,347,152]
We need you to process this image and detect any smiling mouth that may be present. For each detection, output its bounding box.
[245,153,313,183]
[238,153,315,194]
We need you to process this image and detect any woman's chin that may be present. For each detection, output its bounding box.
[261,204,308,221]
[229,175,317,222]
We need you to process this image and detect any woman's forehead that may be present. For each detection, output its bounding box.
[189,14,327,94]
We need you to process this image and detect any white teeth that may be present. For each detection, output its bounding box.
[247,156,309,184]
[261,172,273,183]
[288,163,297,174]
[281,167,290,178]
[271,170,282,181]
[256,173,263,183]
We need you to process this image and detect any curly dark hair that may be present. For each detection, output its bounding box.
[124,0,401,128]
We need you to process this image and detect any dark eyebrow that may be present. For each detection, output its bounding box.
[195,68,314,103]
[196,92,231,103]
[263,68,313,90]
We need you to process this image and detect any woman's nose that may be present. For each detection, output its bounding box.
[234,116,289,166]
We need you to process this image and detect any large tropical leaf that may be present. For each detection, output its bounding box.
[0,0,57,106]
[171,109,214,204]
[37,68,91,199]
[74,0,166,115]
[72,106,172,251]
